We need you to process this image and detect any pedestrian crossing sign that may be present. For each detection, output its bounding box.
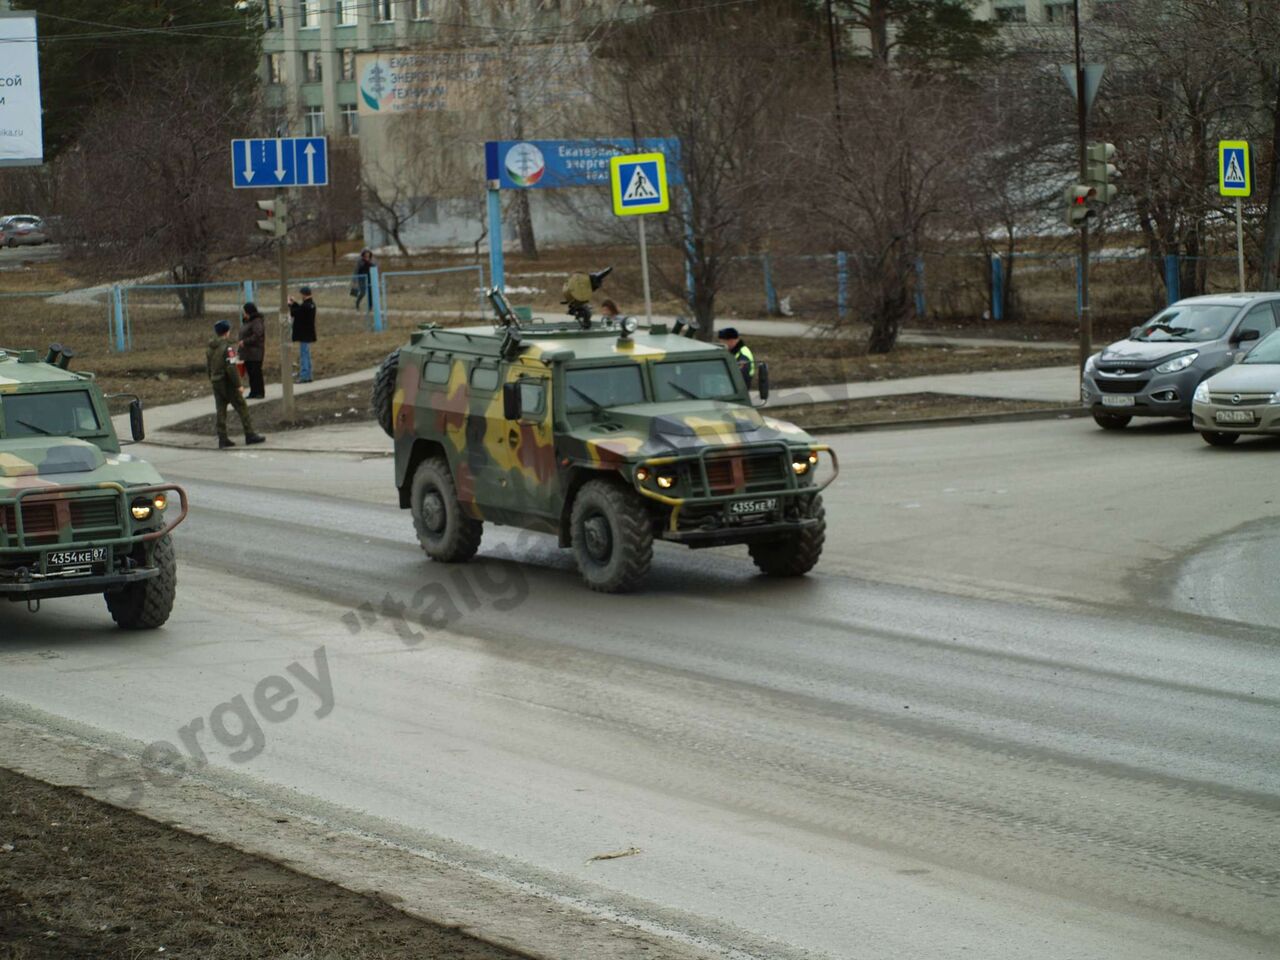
[610,153,670,216]
[1218,141,1250,197]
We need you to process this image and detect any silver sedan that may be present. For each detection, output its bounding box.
[1192,328,1280,445]
[0,215,49,246]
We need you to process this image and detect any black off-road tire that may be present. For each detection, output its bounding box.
[748,498,826,577]
[570,479,653,593]
[411,457,482,562]
[105,535,177,630]
[1200,430,1240,447]
[1092,412,1132,430]
[371,348,401,439]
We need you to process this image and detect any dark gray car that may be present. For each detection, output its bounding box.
[1081,293,1280,430]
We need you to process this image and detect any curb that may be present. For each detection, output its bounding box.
[143,435,393,457]
[807,405,1088,434]
[142,406,1088,455]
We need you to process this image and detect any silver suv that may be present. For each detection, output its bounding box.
[1081,294,1280,430]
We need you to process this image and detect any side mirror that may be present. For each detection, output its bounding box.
[502,381,522,421]
[129,398,146,442]
[755,362,770,404]
[1233,328,1261,344]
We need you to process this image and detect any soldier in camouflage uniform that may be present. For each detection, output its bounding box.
[207,320,266,449]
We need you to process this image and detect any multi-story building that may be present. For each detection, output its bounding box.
[259,0,442,139]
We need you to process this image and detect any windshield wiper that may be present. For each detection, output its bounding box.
[569,384,606,413]
[15,419,53,436]
[665,379,700,400]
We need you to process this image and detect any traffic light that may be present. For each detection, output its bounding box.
[255,198,287,237]
[1086,142,1118,204]
[1065,184,1097,227]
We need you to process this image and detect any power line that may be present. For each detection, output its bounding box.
[0,0,758,44]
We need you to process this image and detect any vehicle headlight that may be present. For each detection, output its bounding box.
[1084,353,1099,374]
[1155,352,1198,374]
[792,452,819,475]
[152,493,168,512]
[635,467,650,482]
[130,498,153,521]
[621,316,638,334]
[656,473,676,489]
[1193,382,1210,404]
[1271,391,1280,406]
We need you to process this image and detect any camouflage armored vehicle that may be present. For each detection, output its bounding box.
[372,275,837,592]
[0,346,187,628]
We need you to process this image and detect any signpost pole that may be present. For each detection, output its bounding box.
[277,188,294,419]
[638,216,654,327]
[1073,0,1092,375]
[1217,141,1251,293]
[1235,197,1246,292]
[487,187,505,294]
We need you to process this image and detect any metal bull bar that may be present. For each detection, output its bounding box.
[631,442,839,507]
[2,482,190,552]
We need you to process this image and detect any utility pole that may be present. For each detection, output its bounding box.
[825,0,843,129]
[1073,0,1091,373]
[276,188,294,419]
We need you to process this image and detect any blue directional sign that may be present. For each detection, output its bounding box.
[232,137,328,188]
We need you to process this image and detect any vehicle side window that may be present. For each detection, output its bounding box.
[1235,304,1277,341]
[423,358,451,384]
[470,362,500,391]
[518,379,547,419]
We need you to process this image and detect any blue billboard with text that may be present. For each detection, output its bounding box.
[484,138,682,190]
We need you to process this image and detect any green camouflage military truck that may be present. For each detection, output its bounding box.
[372,277,837,592]
[0,346,187,628]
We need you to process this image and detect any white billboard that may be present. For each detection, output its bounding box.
[0,14,44,167]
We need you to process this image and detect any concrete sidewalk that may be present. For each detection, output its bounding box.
[126,363,1079,457]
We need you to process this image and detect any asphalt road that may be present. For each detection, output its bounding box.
[0,241,60,269]
[0,417,1277,959]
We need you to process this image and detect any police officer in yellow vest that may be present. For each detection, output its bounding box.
[207,320,266,450]
[717,327,756,389]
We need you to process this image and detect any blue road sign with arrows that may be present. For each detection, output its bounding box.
[232,137,328,188]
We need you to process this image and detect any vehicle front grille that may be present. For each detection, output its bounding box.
[691,452,790,496]
[0,502,59,545]
[1209,393,1272,406]
[0,495,123,547]
[1095,377,1147,394]
[70,497,120,532]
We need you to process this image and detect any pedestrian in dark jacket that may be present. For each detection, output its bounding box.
[288,285,318,383]
[351,248,375,313]
[238,302,266,398]
[207,320,265,449]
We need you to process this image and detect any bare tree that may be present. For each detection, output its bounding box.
[291,139,363,265]
[599,0,815,339]
[55,63,255,317]
[794,71,979,352]
[360,113,447,258]
[1089,0,1268,296]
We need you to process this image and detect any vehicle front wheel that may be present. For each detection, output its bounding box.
[748,497,826,577]
[570,479,653,593]
[1200,430,1240,447]
[1092,412,1132,430]
[105,535,177,629]
[411,456,482,562]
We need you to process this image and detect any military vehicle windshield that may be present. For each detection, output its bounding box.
[565,366,646,413]
[1,390,100,438]
[654,359,737,402]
